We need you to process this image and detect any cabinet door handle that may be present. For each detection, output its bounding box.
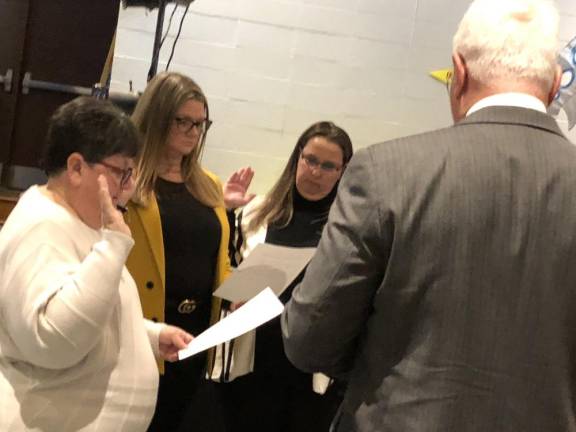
[19,72,138,105]
[0,69,13,93]
[21,72,92,96]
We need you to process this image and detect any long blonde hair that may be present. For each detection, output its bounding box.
[131,72,222,207]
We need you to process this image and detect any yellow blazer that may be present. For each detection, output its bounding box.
[125,171,231,373]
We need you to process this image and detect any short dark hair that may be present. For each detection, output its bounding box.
[42,96,140,176]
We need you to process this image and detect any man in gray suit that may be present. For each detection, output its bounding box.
[281,0,576,431]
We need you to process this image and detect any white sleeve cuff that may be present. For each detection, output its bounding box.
[144,319,165,359]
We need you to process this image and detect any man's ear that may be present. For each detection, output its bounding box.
[547,64,562,106]
[66,153,85,187]
[451,52,468,99]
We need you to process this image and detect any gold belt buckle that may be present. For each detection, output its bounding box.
[177,299,197,314]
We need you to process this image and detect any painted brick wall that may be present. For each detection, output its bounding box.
[112,0,576,193]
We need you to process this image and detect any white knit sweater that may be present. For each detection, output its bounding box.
[0,186,162,431]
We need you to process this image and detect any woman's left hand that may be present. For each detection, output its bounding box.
[223,166,255,210]
[158,325,194,362]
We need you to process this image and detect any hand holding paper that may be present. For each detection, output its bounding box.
[159,325,193,362]
[178,287,284,361]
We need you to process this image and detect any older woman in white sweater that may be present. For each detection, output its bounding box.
[0,97,192,431]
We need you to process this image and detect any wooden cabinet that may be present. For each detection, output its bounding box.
[0,0,121,190]
[0,0,29,168]
[0,190,18,227]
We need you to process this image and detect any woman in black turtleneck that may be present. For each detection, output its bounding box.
[218,121,354,432]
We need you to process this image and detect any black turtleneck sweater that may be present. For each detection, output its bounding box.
[266,186,335,249]
[254,186,337,384]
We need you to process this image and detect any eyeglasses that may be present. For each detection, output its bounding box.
[173,117,213,135]
[445,70,453,95]
[97,161,133,188]
[300,152,342,174]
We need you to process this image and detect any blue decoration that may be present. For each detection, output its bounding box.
[549,37,576,130]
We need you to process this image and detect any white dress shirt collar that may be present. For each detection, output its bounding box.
[467,93,547,116]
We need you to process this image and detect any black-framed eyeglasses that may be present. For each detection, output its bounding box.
[173,117,213,135]
[97,161,133,188]
[300,152,342,174]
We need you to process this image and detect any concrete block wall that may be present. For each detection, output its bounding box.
[112,0,576,193]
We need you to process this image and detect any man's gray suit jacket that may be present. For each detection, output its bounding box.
[282,106,576,432]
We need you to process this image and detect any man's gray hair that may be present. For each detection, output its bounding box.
[453,0,559,88]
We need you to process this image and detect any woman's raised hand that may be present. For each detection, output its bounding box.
[223,167,255,210]
[98,175,131,236]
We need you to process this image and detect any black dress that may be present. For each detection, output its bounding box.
[220,186,345,432]
[147,178,225,432]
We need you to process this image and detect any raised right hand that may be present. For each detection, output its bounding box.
[223,167,255,210]
[98,175,131,237]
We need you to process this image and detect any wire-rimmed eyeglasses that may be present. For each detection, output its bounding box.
[445,70,453,95]
[300,152,342,174]
[97,161,133,188]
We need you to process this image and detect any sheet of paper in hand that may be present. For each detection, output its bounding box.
[213,243,316,303]
[178,287,284,360]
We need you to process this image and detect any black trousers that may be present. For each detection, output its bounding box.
[215,372,343,432]
[147,358,226,432]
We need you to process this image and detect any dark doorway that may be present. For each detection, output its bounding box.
[0,0,121,189]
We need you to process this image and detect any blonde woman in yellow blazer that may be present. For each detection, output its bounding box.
[126,170,230,365]
[126,72,253,432]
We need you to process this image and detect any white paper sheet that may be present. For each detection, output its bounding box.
[213,243,316,302]
[178,287,284,360]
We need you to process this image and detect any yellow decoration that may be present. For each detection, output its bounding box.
[430,69,453,84]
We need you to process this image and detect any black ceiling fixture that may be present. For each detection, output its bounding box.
[122,0,191,8]
[121,0,193,81]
